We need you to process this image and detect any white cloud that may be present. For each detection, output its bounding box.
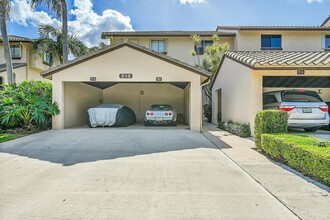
[179,0,206,4]
[69,0,133,47]
[10,0,60,27]
[9,0,133,47]
[307,0,326,3]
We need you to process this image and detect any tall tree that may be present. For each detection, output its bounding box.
[33,25,88,65]
[191,34,229,102]
[31,0,69,63]
[0,0,14,84]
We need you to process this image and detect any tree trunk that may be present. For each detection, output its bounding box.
[62,1,68,63]
[0,2,14,84]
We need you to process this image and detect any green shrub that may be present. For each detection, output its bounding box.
[218,120,251,138]
[261,134,330,186]
[203,104,212,123]
[254,110,289,149]
[0,81,60,130]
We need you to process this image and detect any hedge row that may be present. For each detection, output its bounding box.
[218,121,251,138]
[261,134,330,186]
[254,110,289,149]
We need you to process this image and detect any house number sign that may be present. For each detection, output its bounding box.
[119,73,133,79]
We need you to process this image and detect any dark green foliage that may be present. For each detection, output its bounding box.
[0,81,60,129]
[254,110,289,148]
[203,104,212,123]
[219,120,251,138]
[261,134,330,186]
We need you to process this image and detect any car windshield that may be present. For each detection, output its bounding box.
[282,91,323,102]
[151,105,172,111]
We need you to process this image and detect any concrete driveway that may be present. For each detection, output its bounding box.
[0,128,297,219]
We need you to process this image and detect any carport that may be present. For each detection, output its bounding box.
[41,41,210,132]
[211,51,330,134]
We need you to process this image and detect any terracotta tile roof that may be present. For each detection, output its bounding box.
[0,63,27,73]
[217,26,330,31]
[224,51,330,68]
[101,31,236,38]
[0,35,32,42]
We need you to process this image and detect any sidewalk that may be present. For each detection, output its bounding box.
[202,123,330,220]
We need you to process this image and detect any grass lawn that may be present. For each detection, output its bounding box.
[0,134,23,143]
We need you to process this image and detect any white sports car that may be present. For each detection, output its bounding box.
[144,104,177,126]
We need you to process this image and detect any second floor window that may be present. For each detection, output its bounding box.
[195,40,213,55]
[43,52,52,65]
[10,45,21,59]
[151,40,167,54]
[324,35,330,49]
[261,35,282,50]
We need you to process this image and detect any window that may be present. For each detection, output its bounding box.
[261,35,282,50]
[282,90,323,102]
[43,52,52,65]
[10,45,21,59]
[324,35,330,49]
[151,40,167,54]
[195,40,213,55]
[263,95,278,105]
[0,76,3,87]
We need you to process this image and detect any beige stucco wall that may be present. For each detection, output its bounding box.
[64,82,102,128]
[212,58,256,129]
[212,58,330,135]
[51,45,203,131]
[111,36,234,66]
[184,84,190,124]
[103,83,185,121]
[237,30,330,51]
[0,42,51,84]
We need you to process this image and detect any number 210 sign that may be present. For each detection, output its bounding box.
[119,73,133,79]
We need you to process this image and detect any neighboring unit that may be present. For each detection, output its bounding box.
[101,31,235,66]
[0,35,51,85]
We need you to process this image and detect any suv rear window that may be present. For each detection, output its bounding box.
[282,91,323,102]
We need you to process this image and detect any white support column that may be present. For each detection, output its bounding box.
[189,79,202,132]
[52,79,64,129]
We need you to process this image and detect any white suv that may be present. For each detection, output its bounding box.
[263,90,329,132]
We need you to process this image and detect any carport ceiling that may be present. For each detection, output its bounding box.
[263,76,330,88]
[84,82,189,90]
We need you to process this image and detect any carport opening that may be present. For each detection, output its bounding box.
[63,82,191,128]
[262,76,330,105]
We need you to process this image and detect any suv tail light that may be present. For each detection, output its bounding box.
[165,113,168,116]
[319,106,329,112]
[278,106,296,112]
[169,112,172,116]
[150,112,154,116]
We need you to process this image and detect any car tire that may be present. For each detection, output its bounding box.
[144,121,150,126]
[304,127,318,132]
[171,121,177,126]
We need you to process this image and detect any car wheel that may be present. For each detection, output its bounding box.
[171,121,177,126]
[304,127,318,132]
[144,121,150,126]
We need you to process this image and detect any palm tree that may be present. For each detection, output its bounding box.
[31,0,69,63]
[33,25,88,65]
[0,0,14,84]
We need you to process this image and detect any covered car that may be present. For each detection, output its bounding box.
[87,104,136,128]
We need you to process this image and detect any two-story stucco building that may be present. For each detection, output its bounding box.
[212,20,330,133]
[40,16,330,133]
[0,35,51,85]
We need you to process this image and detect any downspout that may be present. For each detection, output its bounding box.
[200,78,211,131]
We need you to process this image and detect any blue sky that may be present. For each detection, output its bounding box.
[6,0,330,46]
